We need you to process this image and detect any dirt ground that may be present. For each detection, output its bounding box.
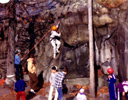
[0,78,109,100]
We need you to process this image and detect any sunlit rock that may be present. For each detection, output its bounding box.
[99,14,113,26]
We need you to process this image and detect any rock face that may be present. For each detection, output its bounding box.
[0,0,128,84]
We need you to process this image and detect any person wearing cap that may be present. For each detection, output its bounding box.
[15,50,23,79]
[48,66,58,100]
[27,54,39,94]
[116,81,128,100]
[54,67,68,100]
[50,22,61,58]
[76,88,87,100]
[107,67,117,100]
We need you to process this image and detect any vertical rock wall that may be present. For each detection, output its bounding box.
[0,0,128,83]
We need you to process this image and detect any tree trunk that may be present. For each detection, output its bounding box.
[4,0,17,88]
[5,23,16,87]
[88,0,95,98]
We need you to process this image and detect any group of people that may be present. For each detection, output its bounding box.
[48,66,87,100]
[15,22,128,100]
[14,53,87,100]
[107,67,128,100]
[14,53,40,100]
[14,45,128,100]
[48,66,68,100]
[14,48,68,100]
[13,22,62,100]
[14,58,68,100]
[14,49,128,100]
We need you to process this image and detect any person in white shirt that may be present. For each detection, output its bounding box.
[76,88,87,100]
[48,66,58,100]
[50,23,61,58]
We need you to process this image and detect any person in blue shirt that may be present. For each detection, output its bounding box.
[15,75,27,100]
[107,67,117,100]
[15,50,23,79]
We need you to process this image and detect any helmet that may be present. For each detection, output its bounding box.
[107,68,114,74]
[15,50,21,54]
[52,26,57,31]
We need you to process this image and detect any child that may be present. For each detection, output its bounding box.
[55,67,68,100]
[107,67,117,100]
[76,88,87,100]
[15,75,27,100]
[48,66,58,100]
[116,81,128,100]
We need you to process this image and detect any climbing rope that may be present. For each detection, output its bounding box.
[22,21,60,60]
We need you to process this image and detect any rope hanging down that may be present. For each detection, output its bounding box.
[22,21,60,60]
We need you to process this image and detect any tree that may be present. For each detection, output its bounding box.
[88,0,95,98]
[5,0,17,87]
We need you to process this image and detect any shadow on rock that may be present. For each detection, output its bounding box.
[62,84,68,94]
[38,71,44,89]
[26,92,36,100]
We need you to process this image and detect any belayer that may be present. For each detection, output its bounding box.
[15,50,23,79]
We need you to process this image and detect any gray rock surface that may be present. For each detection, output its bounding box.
[24,74,30,82]
[31,95,47,100]
[64,78,89,86]
[0,87,12,98]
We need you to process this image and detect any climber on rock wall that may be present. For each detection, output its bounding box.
[50,22,61,58]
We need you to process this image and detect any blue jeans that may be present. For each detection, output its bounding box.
[57,87,63,100]
[15,64,20,75]
[109,84,117,100]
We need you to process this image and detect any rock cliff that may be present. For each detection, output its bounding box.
[0,0,128,83]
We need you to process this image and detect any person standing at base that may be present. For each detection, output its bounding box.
[48,66,58,100]
[27,54,39,94]
[76,88,87,100]
[15,50,23,79]
[107,67,117,100]
[15,75,27,100]
[54,67,68,100]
